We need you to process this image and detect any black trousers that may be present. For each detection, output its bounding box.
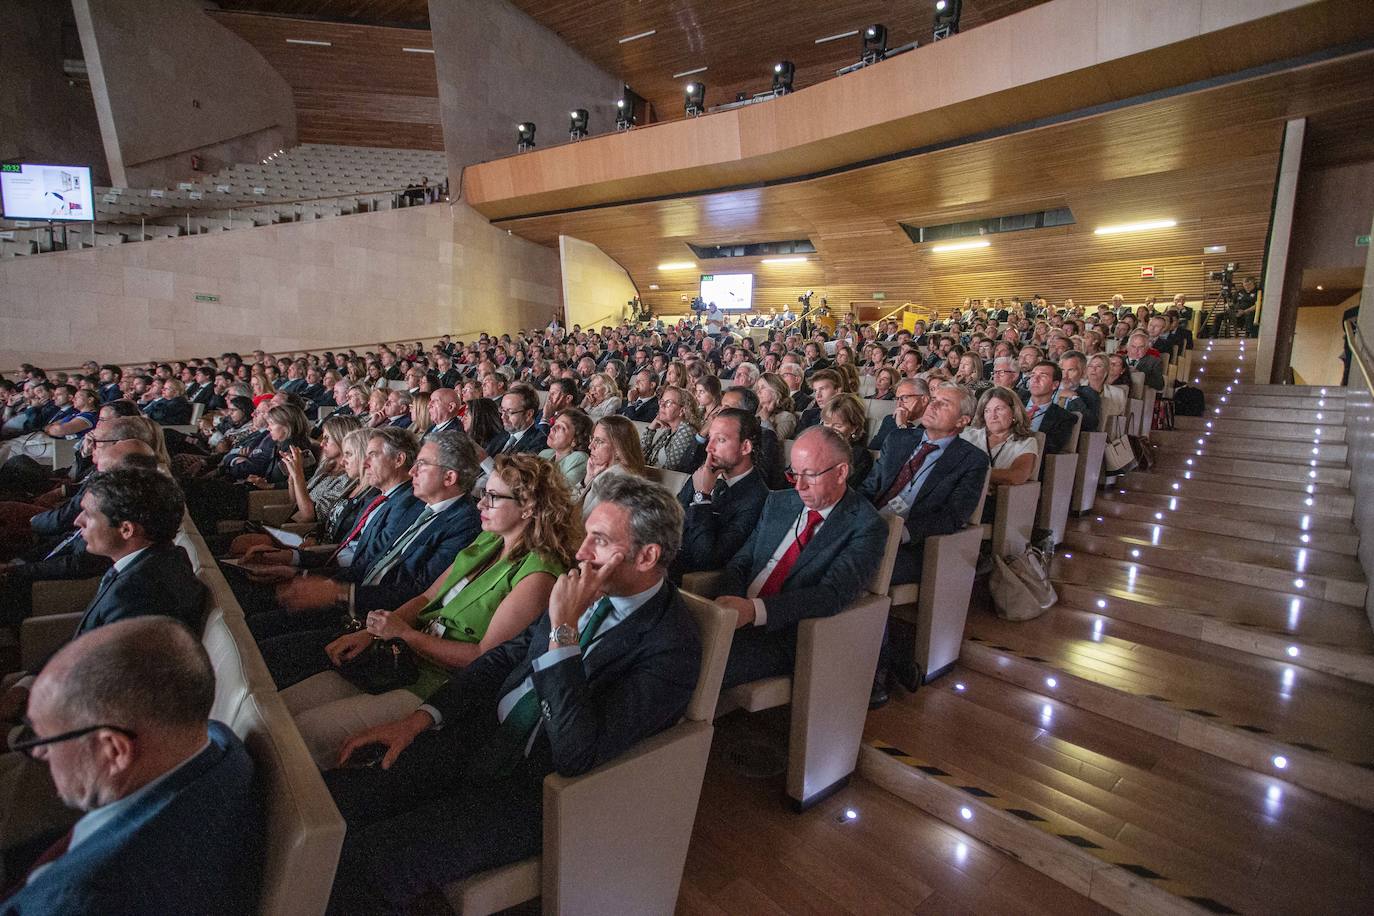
[256,626,337,689]
[323,721,543,915]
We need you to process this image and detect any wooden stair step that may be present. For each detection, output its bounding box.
[960,605,1374,811]
[1125,465,1351,497]
[1149,453,1350,486]
[1083,495,1358,555]
[1149,431,1348,464]
[1173,417,1345,442]
[1092,491,1358,538]
[863,670,1374,915]
[1203,404,1345,424]
[1116,473,1353,518]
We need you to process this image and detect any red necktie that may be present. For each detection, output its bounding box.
[1,826,72,900]
[877,441,938,507]
[328,492,387,564]
[1027,404,1042,419]
[758,509,824,597]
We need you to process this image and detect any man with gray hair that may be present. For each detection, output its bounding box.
[4,618,260,914]
[869,376,930,452]
[322,473,701,913]
[731,361,761,388]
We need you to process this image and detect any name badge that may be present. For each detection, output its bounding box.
[439,576,470,606]
[885,495,910,516]
[424,618,447,638]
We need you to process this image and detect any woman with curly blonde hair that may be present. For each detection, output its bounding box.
[271,453,579,767]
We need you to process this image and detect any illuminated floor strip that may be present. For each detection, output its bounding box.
[867,739,1240,914]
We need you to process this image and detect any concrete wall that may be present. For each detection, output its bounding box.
[0,0,110,186]
[1346,213,1374,630]
[430,0,621,174]
[559,235,638,330]
[0,202,561,368]
[1291,301,1350,386]
[72,0,296,188]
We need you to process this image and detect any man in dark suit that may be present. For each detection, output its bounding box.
[1123,332,1165,392]
[796,368,842,433]
[244,431,480,648]
[425,388,461,436]
[868,378,929,452]
[715,427,886,688]
[1020,361,1078,454]
[143,381,193,426]
[674,409,768,579]
[1057,351,1100,433]
[619,369,660,422]
[322,475,701,913]
[96,365,123,404]
[861,382,989,586]
[4,618,261,915]
[490,387,548,455]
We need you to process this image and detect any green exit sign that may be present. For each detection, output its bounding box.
[0,164,21,173]
[194,293,219,302]
[1358,234,1371,247]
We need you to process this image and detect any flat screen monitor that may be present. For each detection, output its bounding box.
[1,163,95,221]
[699,272,753,311]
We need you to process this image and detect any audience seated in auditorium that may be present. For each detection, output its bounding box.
[961,388,1039,522]
[539,408,592,489]
[574,415,649,516]
[1020,361,1078,454]
[322,474,700,914]
[674,408,768,579]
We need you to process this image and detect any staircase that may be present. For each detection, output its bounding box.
[860,339,1374,914]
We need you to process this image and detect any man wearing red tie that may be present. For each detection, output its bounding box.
[1019,361,1077,454]
[714,426,887,689]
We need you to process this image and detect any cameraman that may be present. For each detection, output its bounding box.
[1234,276,1261,337]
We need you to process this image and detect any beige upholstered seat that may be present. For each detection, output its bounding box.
[1073,428,1108,514]
[685,513,900,810]
[1036,412,1084,546]
[889,467,990,682]
[644,464,688,496]
[443,592,735,915]
[227,690,346,916]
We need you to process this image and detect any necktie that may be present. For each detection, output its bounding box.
[362,507,436,585]
[877,442,939,507]
[758,510,824,597]
[43,528,82,561]
[504,432,520,453]
[710,477,730,504]
[1027,404,1041,419]
[474,597,615,779]
[327,492,387,565]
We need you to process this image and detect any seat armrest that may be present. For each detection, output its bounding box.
[30,577,100,617]
[21,613,81,670]
[992,481,1040,557]
[681,570,727,599]
[255,502,297,526]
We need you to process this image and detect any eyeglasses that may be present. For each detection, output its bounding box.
[498,407,531,416]
[478,491,518,507]
[86,436,128,447]
[10,720,138,759]
[785,463,840,484]
[412,458,457,473]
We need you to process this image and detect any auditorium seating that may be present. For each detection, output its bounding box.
[443,592,734,915]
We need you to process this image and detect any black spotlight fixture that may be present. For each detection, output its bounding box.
[933,0,962,40]
[615,85,643,131]
[684,82,706,117]
[772,60,795,95]
[516,122,536,151]
[862,24,888,64]
[569,108,589,141]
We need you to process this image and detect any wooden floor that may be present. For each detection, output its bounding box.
[676,710,1110,916]
[855,339,1374,913]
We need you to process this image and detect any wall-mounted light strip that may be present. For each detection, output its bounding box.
[815,29,860,44]
[402,47,435,54]
[761,256,808,264]
[672,66,708,79]
[618,29,657,44]
[657,261,696,270]
[285,38,332,47]
[931,239,990,253]
[1094,218,1177,236]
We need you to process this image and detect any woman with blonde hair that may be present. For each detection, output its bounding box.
[664,360,690,390]
[409,390,433,436]
[266,453,579,766]
[1085,353,1128,428]
[582,372,623,422]
[753,373,797,440]
[574,415,648,516]
[639,385,699,472]
[821,393,874,487]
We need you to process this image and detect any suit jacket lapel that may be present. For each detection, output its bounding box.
[754,492,801,580]
[787,490,855,584]
[913,440,964,503]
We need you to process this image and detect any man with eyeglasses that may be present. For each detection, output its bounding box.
[242,430,481,643]
[0,617,260,914]
[713,426,886,689]
[491,386,547,456]
[868,377,930,452]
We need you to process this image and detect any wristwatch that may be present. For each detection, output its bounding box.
[550,623,579,648]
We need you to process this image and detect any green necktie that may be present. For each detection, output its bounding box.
[472,597,615,780]
[362,507,434,586]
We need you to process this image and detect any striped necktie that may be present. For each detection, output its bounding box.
[362,507,437,585]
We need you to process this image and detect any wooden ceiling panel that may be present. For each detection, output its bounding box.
[213,1,430,28]
[210,11,441,150]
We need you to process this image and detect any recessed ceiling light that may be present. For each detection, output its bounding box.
[761,256,808,264]
[1093,219,1177,236]
[1316,284,1324,290]
[931,239,990,253]
[618,29,657,44]
[657,261,696,270]
[648,284,659,290]
[672,66,708,78]
[286,38,332,47]
[401,47,435,54]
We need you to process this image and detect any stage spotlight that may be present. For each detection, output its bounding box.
[569,109,589,141]
[684,82,706,117]
[933,0,962,40]
[516,122,536,152]
[772,60,795,95]
[615,85,642,131]
[862,24,888,64]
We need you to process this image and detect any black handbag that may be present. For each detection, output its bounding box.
[339,635,420,694]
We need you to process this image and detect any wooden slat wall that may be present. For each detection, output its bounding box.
[210,11,441,150]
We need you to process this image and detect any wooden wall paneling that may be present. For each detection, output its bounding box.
[209,11,442,150]
[214,1,431,28]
